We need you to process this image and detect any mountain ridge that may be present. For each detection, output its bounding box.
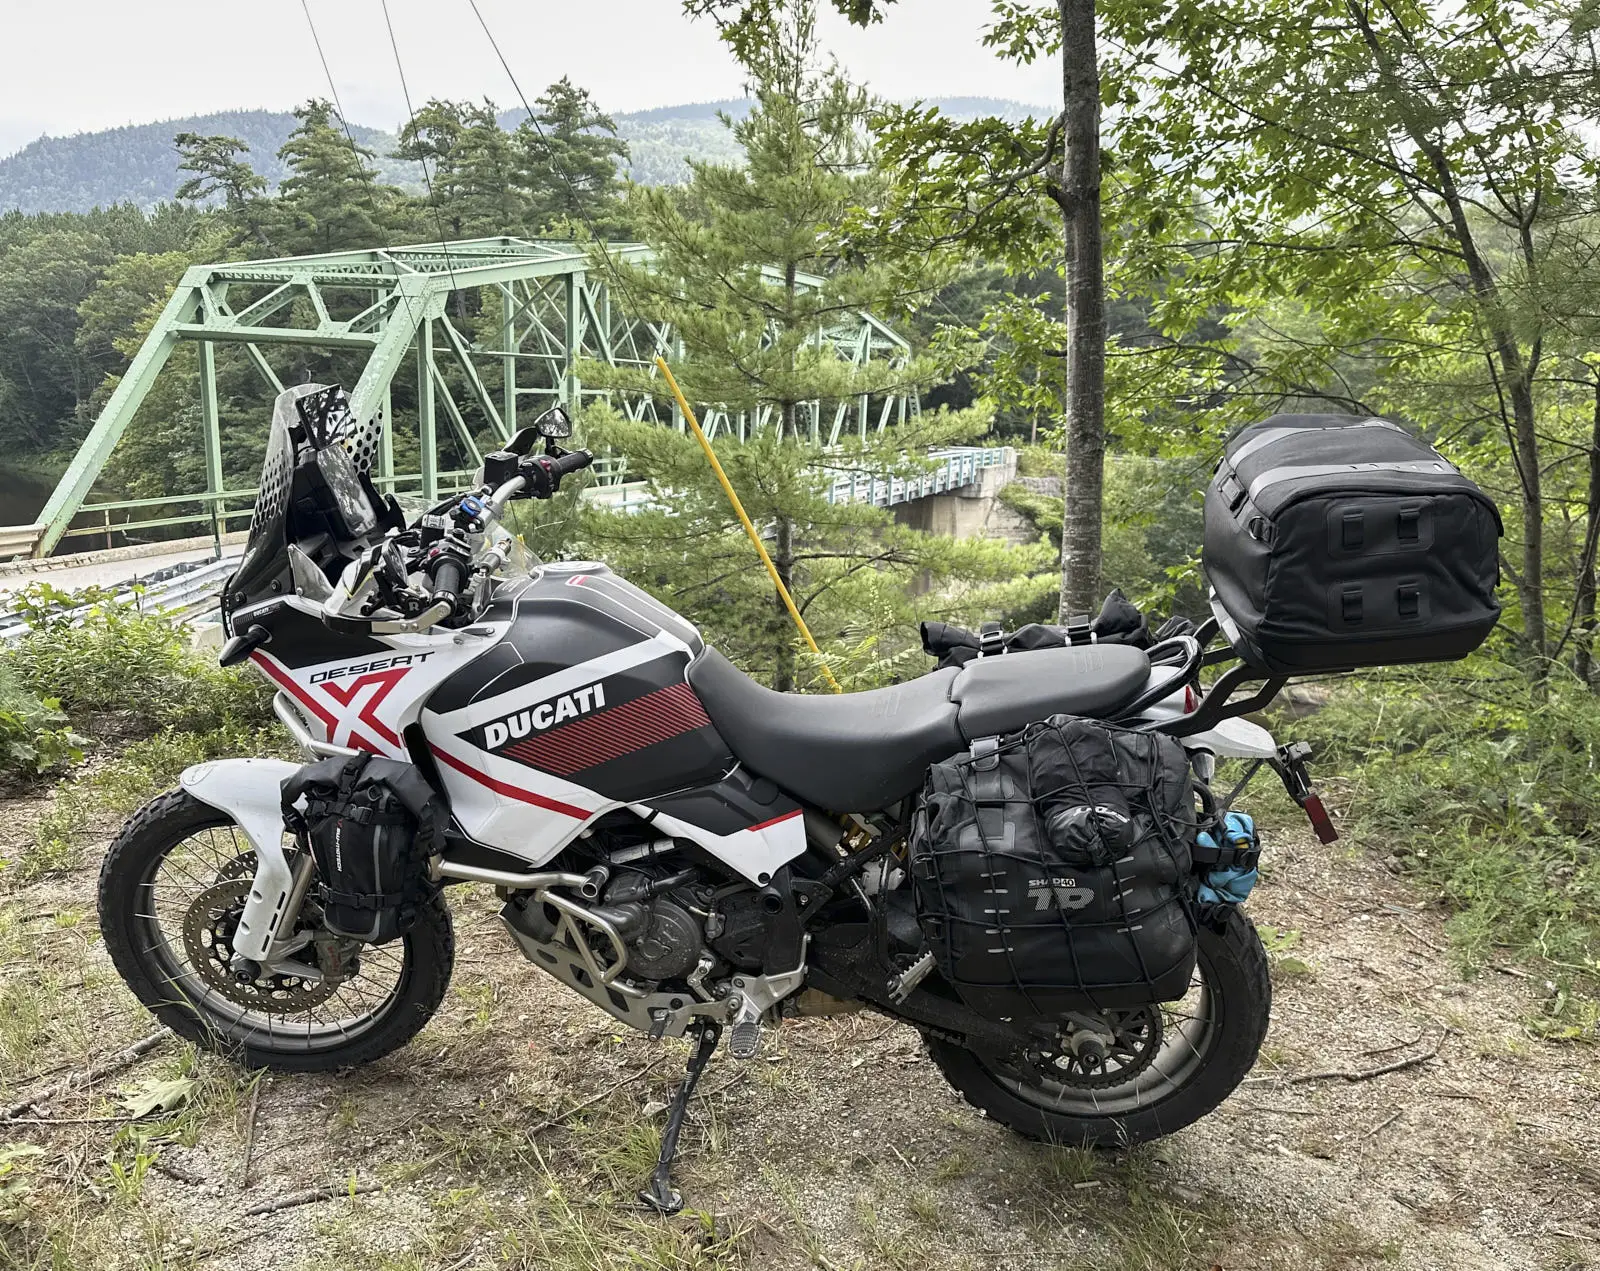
[0,96,1052,215]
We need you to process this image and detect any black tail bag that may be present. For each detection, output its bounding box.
[909,716,1197,1018]
[1203,414,1502,673]
[281,754,446,945]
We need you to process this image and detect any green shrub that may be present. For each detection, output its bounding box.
[1295,665,1600,981]
[1,583,271,736]
[0,665,86,778]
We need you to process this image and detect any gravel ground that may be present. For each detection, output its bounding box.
[0,785,1595,1271]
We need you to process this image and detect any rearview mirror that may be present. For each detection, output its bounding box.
[536,407,573,439]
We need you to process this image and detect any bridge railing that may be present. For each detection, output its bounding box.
[13,457,635,554]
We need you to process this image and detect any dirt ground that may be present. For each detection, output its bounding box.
[0,783,1595,1271]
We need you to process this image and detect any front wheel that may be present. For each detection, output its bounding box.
[98,789,454,1072]
[926,907,1270,1147]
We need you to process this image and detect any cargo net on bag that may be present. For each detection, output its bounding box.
[909,716,1199,1020]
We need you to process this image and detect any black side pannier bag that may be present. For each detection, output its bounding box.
[281,754,446,944]
[1203,414,1502,674]
[909,716,1197,1018]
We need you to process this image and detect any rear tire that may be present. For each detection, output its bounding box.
[926,907,1269,1147]
[98,789,454,1072]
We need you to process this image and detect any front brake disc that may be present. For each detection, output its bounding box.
[181,878,339,1013]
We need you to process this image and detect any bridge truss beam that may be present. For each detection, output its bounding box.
[10,237,914,558]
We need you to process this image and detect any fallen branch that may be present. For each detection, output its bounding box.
[241,1181,382,1217]
[527,1054,668,1136]
[0,1031,169,1120]
[1284,1031,1447,1086]
[1363,1110,1404,1139]
[0,1115,128,1126]
[1361,1030,1424,1058]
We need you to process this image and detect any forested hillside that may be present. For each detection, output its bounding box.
[0,112,416,214]
[0,96,1048,213]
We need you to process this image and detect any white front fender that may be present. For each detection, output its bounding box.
[180,758,301,962]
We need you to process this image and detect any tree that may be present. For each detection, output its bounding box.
[173,133,273,250]
[0,229,116,453]
[269,101,398,255]
[394,99,526,240]
[581,3,1052,688]
[516,77,630,233]
[695,0,1113,622]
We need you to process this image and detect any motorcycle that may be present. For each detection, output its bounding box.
[97,384,1330,1213]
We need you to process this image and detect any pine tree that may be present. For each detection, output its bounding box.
[173,133,274,250]
[579,3,1052,690]
[269,101,397,255]
[394,99,526,240]
[517,78,630,233]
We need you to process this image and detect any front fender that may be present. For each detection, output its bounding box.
[180,758,301,962]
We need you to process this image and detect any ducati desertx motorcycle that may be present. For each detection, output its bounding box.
[98,384,1330,1212]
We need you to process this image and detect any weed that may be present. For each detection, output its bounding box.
[1293,668,1600,984]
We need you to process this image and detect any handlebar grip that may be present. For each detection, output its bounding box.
[430,554,469,604]
[551,449,594,478]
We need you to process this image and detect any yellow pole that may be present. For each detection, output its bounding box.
[654,356,842,694]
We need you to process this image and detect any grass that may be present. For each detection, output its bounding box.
[1290,665,1600,1019]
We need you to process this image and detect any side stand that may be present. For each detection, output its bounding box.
[638,1019,721,1215]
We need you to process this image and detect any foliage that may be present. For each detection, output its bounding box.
[516,78,631,233]
[266,101,405,256]
[1294,667,1600,984]
[579,5,1053,687]
[1091,0,1600,677]
[0,583,271,736]
[0,666,84,779]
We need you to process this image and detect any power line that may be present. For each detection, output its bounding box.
[462,0,644,312]
[380,0,463,296]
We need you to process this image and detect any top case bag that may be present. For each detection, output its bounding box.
[1203,414,1502,674]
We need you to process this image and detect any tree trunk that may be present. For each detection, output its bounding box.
[1057,0,1108,622]
[1573,377,1600,688]
[1507,371,1547,664]
[773,513,797,692]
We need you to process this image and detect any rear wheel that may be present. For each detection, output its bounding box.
[98,789,453,1072]
[926,907,1269,1146]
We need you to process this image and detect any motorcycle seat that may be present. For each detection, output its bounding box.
[686,643,1152,812]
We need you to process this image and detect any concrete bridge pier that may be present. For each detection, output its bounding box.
[893,447,1032,544]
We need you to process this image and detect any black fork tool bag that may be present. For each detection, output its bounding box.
[1204,413,1501,673]
[909,716,1197,1018]
[281,754,446,944]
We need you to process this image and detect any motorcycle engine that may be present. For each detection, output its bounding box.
[592,861,707,982]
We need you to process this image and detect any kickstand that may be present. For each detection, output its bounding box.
[638,1019,721,1215]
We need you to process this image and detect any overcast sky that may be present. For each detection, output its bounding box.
[0,0,1057,158]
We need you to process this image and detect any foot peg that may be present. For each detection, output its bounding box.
[638,1019,721,1215]
[727,994,763,1059]
[889,950,936,1003]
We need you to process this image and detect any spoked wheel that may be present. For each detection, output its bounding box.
[98,789,453,1072]
[926,907,1270,1147]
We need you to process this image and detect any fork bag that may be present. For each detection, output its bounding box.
[281,754,446,945]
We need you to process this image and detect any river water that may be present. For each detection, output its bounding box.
[0,469,55,527]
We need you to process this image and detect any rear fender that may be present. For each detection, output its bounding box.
[179,758,301,962]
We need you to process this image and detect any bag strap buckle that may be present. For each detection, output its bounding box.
[970,736,1001,771]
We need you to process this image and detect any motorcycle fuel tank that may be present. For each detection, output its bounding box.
[421,563,804,881]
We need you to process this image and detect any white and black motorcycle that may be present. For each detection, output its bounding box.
[98,384,1332,1212]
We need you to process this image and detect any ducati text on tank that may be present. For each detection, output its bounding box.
[481,682,608,749]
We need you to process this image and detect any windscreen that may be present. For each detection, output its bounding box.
[223,384,346,629]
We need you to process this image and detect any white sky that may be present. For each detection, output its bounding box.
[0,0,1058,158]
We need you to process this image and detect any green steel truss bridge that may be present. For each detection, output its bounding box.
[1,237,931,560]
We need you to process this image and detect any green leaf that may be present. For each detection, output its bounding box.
[118,1075,197,1120]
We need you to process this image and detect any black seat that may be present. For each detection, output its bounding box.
[687,643,1153,813]
[950,645,1151,740]
[688,649,964,812]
